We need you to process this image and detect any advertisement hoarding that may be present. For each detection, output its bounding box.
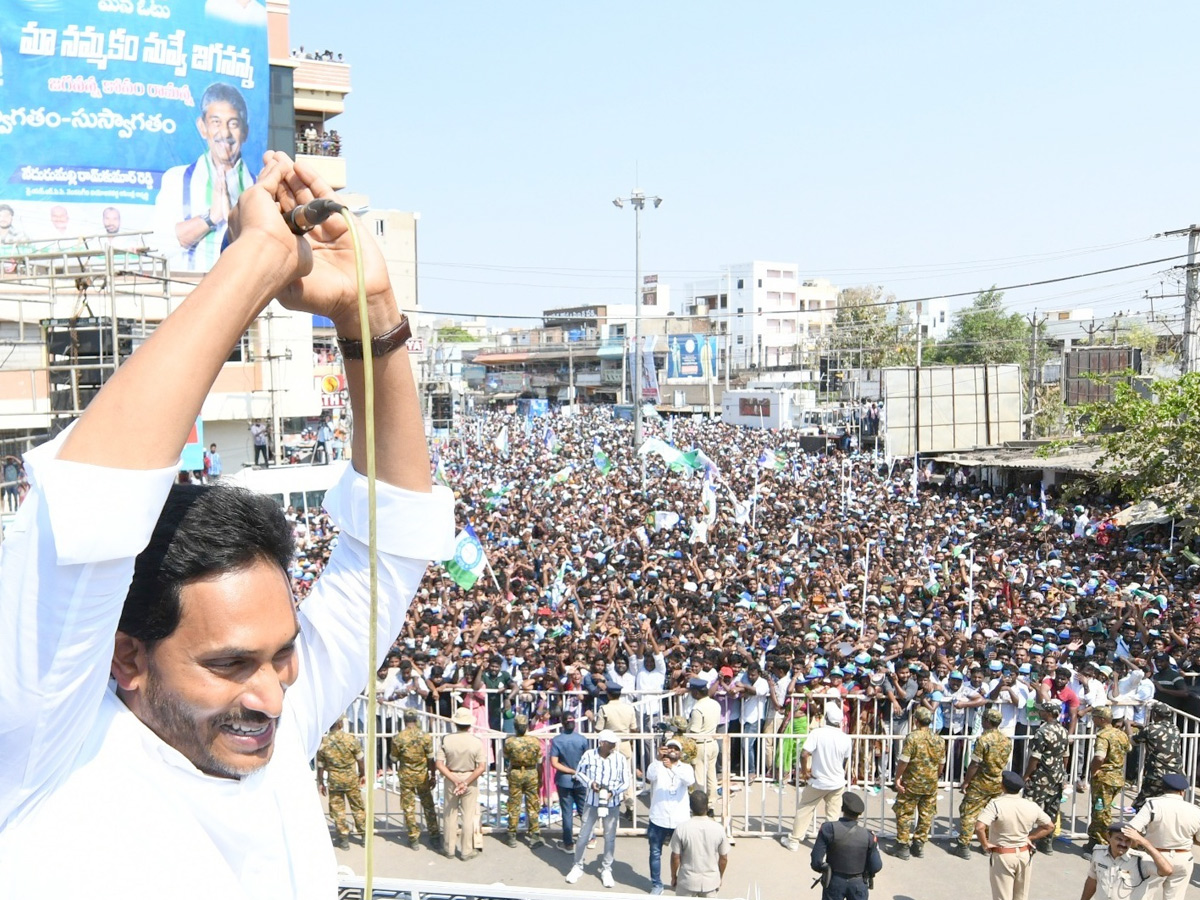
[882,364,1023,458]
[666,334,718,380]
[0,2,269,272]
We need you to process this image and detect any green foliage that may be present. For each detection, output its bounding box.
[1066,372,1200,518]
[436,326,476,343]
[830,286,916,367]
[926,288,1031,366]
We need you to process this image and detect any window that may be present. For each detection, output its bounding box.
[737,278,744,289]
[267,65,296,155]
[766,319,781,333]
[736,335,744,344]
[374,219,385,237]
[719,294,728,309]
[757,279,762,288]
[782,292,795,302]
[783,319,796,334]
[782,270,795,279]
[767,291,781,301]
[767,269,782,279]
[825,299,836,309]
[736,307,743,314]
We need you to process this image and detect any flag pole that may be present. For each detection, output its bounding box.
[485,557,503,593]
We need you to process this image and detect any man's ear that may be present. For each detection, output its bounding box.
[112,631,150,691]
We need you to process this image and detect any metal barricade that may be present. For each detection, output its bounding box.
[331,694,1200,844]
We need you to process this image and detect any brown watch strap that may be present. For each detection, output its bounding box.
[337,316,412,359]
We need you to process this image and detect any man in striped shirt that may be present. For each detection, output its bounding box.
[566,730,631,889]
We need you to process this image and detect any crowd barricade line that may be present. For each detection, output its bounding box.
[334,694,1200,841]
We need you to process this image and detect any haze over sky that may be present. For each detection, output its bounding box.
[291,2,1199,328]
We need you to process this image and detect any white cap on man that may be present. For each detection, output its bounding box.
[824,704,843,725]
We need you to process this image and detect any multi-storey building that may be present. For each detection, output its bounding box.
[0,1,424,486]
[682,263,838,371]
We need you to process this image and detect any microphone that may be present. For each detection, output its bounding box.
[285,197,346,235]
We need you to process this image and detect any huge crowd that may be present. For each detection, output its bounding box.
[285,406,1200,772]
[290,406,1200,894]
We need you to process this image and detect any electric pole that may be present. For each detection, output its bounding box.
[1165,225,1199,373]
[1025,310,1046,438]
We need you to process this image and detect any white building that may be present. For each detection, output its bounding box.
[915,297,951,341]
[682,262,838,370]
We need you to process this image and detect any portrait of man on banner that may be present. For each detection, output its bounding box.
[154,83,257,272]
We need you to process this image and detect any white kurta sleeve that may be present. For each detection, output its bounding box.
[289,467,455,758]
[0,427,178,826]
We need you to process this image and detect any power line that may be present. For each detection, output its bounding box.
[420,252,1193,321]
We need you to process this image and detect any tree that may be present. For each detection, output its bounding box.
[1063,372,1200,520]
[829,286,893,368]
[926,288,1030,367]
[436,325,475,343]
[829,285,915,367]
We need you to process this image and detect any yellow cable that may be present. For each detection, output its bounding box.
[339,209,379,897]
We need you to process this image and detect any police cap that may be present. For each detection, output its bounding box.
[1163,773,1189,792]
[841,793,865,816]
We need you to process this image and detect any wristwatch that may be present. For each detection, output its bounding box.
[337,316,412,359]
[201,213,218,232]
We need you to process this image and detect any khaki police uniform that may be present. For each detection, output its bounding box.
[1086,847,1158,900]
[1129,793,1200,900]
[689,694,722,808]
[976,793,1051,900]
[437,730,486,858]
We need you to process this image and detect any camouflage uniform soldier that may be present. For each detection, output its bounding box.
[1085,707,1131,850]
[891,705,945,860]
[1022,698,1069,854]
[316,719,366,849]
[503,714,544,848]
[953,707,1011,858]
[389,709,441,850]
[1131,701,1182,810]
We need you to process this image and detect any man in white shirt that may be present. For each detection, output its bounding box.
[0,154,455,899]
[566,730,632,889]
[782,703,852,851]
[736,661,770,780]
[645,737,696,895]
[154,83,257,272]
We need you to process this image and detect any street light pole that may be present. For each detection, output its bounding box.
[613,190,662,458]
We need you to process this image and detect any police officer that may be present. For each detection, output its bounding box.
[891,705,945,859]
[503,713,545,848]
[315,718,366,850]
[1085,707,1131,853]
[1131,702,1183,811]
[1021,698,1068,854]
[687,676,722,813]
[810,793,883,900]
[954,707,1012,859]
[436,707,487,860]
[596,684,638,817]
[390,709,441,850]
[975,772,1055,900]
[1128,772,1200,900]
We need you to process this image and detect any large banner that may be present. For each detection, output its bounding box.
[0,1,269,272]
[667,334,718,380]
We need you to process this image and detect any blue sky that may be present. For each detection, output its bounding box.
[290,2,1198,326]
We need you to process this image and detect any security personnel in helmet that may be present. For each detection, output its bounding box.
[810,792,883,900]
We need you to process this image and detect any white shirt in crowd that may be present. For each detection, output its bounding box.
[801,723,852,791]
[0,431,455,898]
[645,758,696,829]
[737,674,770,725]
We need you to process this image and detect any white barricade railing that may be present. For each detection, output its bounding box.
[330,695,1200,843]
